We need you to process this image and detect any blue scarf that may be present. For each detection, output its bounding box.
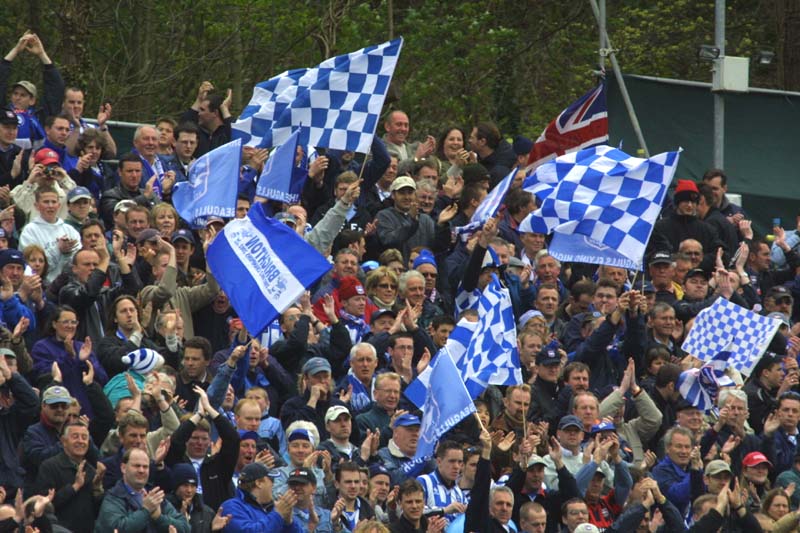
[347,373,373,414]
[338,308,370,344]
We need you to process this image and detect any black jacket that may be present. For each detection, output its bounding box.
[35,452,102,533]
[58,267,143,349]
[165,492,216,533]
[0,374,39,490]
[502,459,580,533]
[464,457,526,533]
[164,413,240,511]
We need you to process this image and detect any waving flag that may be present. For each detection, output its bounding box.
[527,82,608,169]
[233,39,403,153]
[406,274,521,407]
[519,145,679,270]
[455,167,517,240]
[206,202,331,336]
[414,353,476,462]
[255,129,307,203]
[682,297,782,376]
[172,139,241,228]
[677,351,735,412]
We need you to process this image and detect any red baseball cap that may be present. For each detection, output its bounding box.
[34,148,59,166]
[742,451,772,468]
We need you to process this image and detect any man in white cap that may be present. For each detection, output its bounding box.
[375,175,439,260]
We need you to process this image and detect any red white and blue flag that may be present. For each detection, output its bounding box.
[527,82,608,169]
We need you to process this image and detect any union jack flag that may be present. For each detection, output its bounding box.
[527,82,608,169]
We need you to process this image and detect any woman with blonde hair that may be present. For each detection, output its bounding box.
[150,202,179,238]
[365,266,399,311]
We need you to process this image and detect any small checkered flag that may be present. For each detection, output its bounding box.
[232,38,403,153]
[682,297,782,376]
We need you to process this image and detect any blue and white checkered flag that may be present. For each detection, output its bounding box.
[677,351,735,412]
[405,274,522,407]
[519,145,679,270]
[455,167,517,240]
[682,297,782,376]
[232,38,403,153]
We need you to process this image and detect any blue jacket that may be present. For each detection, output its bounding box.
[651,456,704,515]
[220,488,303,533]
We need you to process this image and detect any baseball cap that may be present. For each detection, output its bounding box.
[325,405,351,423]
[649,251,672,266]
[206,216,225,228]
[34,148,60,167]
[393,413,421,428]
[275,212,297,226]
[238,462,278,483]
[287,468,317,485]
[370,309,397,323]
[171,228,195,245]
[685,268,710,280]
[590,421,616,434]
[768,286,793,301]
[536,346,561,366]
[114,199,138,214]
[742,451,773,468]
[390,176,417,192]
[42,385,72,405]
[0,108,17,126]
[135,228,161,244]
[704,459,733,477]
[574,524,600,533]
[0,249,25,270]
[67,186,93,203]
[12,81,36,98]
[302,357,332,376]
[558,415,583,431]
[526,454,548,468]
[581,311,604,325]
[768,312,791,328]
[412,251,437,270]
[237,429,259,443]
[172,463,198,487]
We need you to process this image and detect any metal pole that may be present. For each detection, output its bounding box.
[589,0,650,156]
[598,0,607,70]
[713,0,726,168]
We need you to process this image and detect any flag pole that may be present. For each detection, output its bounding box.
[589,0,650,156]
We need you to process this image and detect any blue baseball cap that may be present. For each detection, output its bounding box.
[67,186,92,203]
[171,228,195,245]
[558,415,583,431]
[302,357,332,376]
[413,251,437,270]
[590,421,617,434]
[393,413,421,428]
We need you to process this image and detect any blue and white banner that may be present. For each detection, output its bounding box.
[677,351,735,412]
[232,39,403,153]
[455,167,517,240]
[414,353,476,462]
[172,139,241,228]
[519,145,680,270]
[206,202,332,336]
[682,297,782,376]
[406,274,521,407]
[255,129,307,203]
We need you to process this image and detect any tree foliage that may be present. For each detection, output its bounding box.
[0,0,787,140]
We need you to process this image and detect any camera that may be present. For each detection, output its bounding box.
[44,164,58,177]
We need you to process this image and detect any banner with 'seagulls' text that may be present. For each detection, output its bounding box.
[172,139,241,228]
[206,202,332,337]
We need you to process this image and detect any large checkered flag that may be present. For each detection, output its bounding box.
[405,273,522,407]
[682,298,782,376]
[233,38,403,153]
[519,145,680,270]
